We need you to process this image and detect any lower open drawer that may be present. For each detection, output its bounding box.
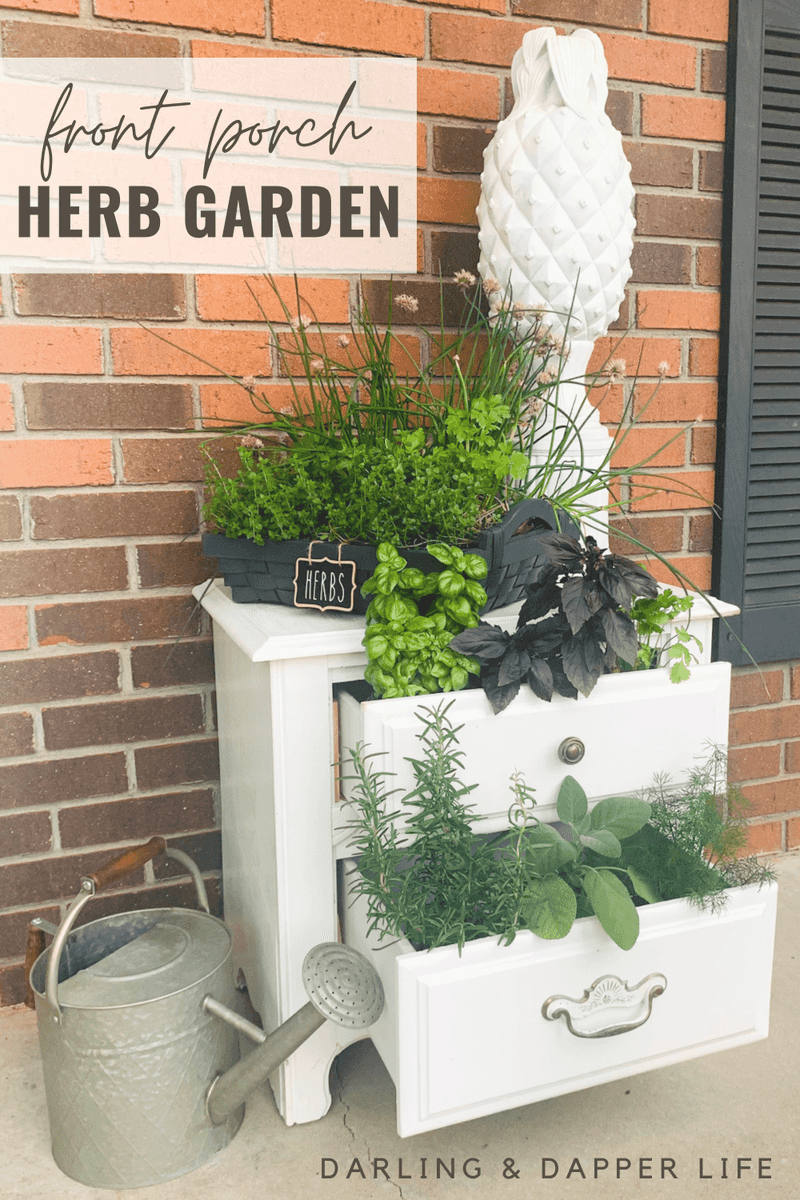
[342,871,778,1137]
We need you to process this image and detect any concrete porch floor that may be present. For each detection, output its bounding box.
[2,856,798,1200]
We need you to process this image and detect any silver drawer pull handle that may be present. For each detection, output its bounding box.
[542,973,667,1039]
[558,737,585,764]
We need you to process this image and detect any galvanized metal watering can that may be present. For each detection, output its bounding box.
[29,837,384,1190]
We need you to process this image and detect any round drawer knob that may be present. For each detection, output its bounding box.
[558,737,585,765]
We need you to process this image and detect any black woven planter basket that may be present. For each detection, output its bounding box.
[202,498,579,616]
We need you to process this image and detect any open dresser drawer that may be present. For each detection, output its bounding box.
[342,873,778,1137]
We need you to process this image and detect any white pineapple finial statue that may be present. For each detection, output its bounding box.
[477,26,636,529]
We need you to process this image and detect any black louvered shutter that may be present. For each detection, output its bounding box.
[715,0,800,664]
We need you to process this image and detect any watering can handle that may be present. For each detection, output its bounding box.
[86,836,167,891]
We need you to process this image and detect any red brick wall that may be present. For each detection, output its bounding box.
[0,0,797,1005]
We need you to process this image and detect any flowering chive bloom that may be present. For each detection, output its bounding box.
[290,315,312,331]
[242,375,256,390]
[395,294,419,313]
[453,269,476,289]
[482,276,501,297]
[335,334,350,348]
[309,357,325,373]
[658,360,670,377]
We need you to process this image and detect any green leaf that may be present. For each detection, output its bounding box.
[590,796,652,840]
[626,865,661,905]
[521,875,577,940]
[524,824,576,876]
[377,543,405,568]
[556,775,588,825]
[437,569,465,598]
[579,829,622,858]
[365,635,388,658]
[463,554,488,580]
[427,543,457,567]
[670,661,691,683]
[582,869,640,950]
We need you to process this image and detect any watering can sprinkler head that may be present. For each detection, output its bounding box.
[204,942,384,1126]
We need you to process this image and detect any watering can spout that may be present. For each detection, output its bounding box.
[204,943,384,1126]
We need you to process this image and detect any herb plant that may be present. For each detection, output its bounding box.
[361,543,485,699]
[450,531,659,712]
[626,588,703,682]
[346,704,654,954]
[195,273,691,549]
[620,747,776,911]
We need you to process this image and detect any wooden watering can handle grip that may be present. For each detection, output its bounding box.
[23,924,46,1009]
[86,836,167,891]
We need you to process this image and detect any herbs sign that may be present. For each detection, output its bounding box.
[293,553,356,613]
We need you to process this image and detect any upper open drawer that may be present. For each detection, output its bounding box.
[335,662,731,848]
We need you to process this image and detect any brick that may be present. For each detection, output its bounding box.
[418,178,481,226]
[430,230,481,278]
[690,426,717,464]
[431,13,539,67]
[0,810,51,858]
[511,0,643,30]
[635,195,722,241]
[0,905,59,961]
[689,338,719,377]
[137,542,217,589]
[589,337,681,378]
[0,546,127,598]
[0,966,25,1007]
[24,382,193,431]
[743,821,783,856]
[270,0,425,55]
[611,427,686,469]
[793,664,800,699]
[699,149,725,192]
[0,653,121,713]
[0,0,77,12]
[599,31,695,87]
[0,497,21,541]
[0,848,152,911]
[13,275,185,320]
[419,0,505,10]
[122,437,209,484]
[30,491,198,541]
[96,0,263,33]
[1,20,180,56]
[730,704,800,747]
[59,789,215,849]
[787,741,800,774]
[608,514,683,555]
[630,242,691,285]
[730,668,785,708]
[360,279,472,328]
[433,125,493,175]
[0,712,34,758]
[625,142,693,189]
[702,47,727,93]
[0,605,27,651]
[637,290,720,332]
[640,554,712,590]
[0,384,13,432]
[608,291,630,334]
[0,752,127,810]
[196,276,350,324]
[135,738,219,791]
[788,818,800,850]
[606,89,633,136]
[648,0,728,42]
[199,384,312,428]
[696,246,722,288]
[418,66,500,121]
[111,328,270,377]
[738,779,800,819]
[641,95,725,142]
[36,596,201,647]
[131,640,215,689]
[0,327,102,375]
[153,829,221,879]
[688,512,713,552]
[629,469,715,511]
[728,744,782,784]
[0,439,113,488]
[42,694,205,751]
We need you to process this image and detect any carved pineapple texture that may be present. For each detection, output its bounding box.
[478,27,635,343]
